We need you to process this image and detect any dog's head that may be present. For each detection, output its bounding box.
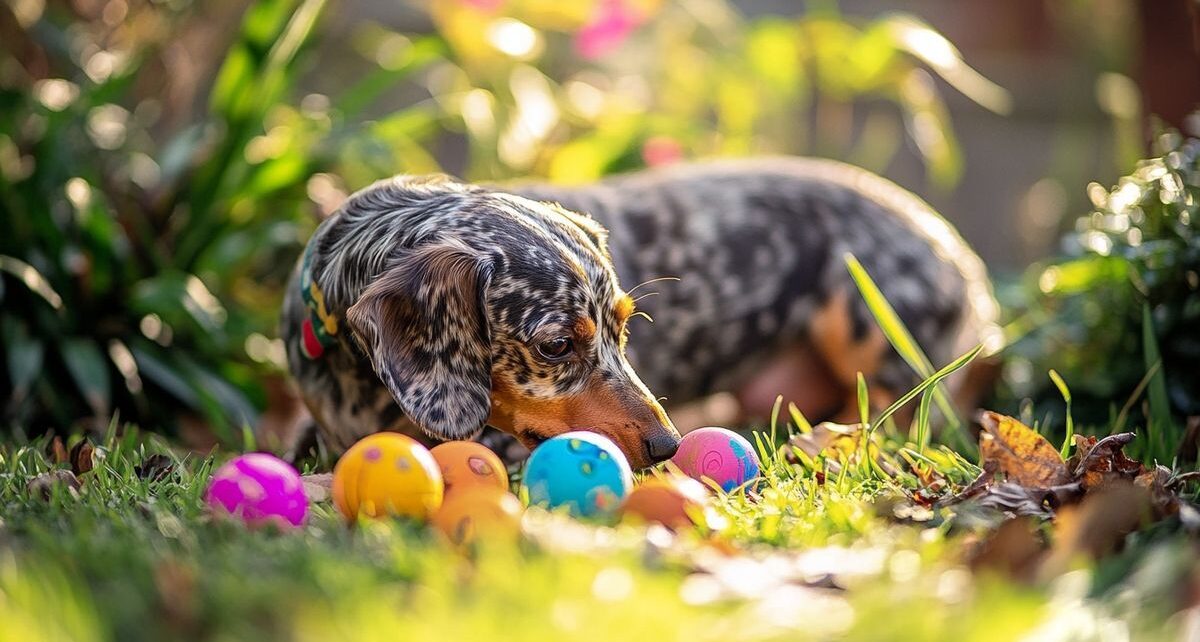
[344,191,679,469]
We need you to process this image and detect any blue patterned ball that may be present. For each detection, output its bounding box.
[522,432,633,518]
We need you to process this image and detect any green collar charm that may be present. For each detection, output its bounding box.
[299,243,338,360]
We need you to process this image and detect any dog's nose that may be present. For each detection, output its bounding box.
[644,433,680,462]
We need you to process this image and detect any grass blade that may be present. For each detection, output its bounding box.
[769,394,783,451]
[844,253,962,432]
[788,402,813,434]
[1112,360,1161,435]
[874,344,983,429]
[1049,369,1074,458]
[857,373,871,477]
[1142,304,1174,462]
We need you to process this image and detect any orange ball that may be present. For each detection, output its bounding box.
[430,441,508,495]
[620,475,709,530]
[431,486,524,547]
[332,433,444,522]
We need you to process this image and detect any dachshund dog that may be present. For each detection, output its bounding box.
[281,157,1000,469]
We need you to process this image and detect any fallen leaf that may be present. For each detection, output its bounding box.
[786,423,862,464]
[968,516,1044,582]
[69,440,95,475]
[978,412,1071,487]
[944,461,999,505]
[135,454,175,482]
[784,423,900,478]
[1063,432,1149,493]
[26,470,81,500]
[1041,481,1152,578]
[974,482,1084,519]
[46,437,96,476]
[49,436,69,465]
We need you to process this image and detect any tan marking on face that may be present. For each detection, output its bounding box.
[573,317,597,341]
[487,374,672,469]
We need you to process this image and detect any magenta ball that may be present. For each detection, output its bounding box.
[205,453,308,528]
[670,427,761,492]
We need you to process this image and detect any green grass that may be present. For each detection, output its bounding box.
[2,258,1195,641]
[0,422,1193,642]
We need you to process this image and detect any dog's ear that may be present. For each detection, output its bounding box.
[345,241,493,441]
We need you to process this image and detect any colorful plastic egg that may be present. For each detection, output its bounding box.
[670,427,761,492]
[432,486,524,547]
[205,453,308,529]
[522,431,633,518]
[430,441,508,495]
[620,475,710,530]
[332,433,444,521]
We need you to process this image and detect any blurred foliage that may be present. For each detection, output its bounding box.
[0,0,1002,440]
[0,0,339,440]
[999,127,1200,462]
[420,0,1009,186]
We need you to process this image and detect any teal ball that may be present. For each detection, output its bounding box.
[522,432,633,518]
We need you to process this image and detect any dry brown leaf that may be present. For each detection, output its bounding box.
[69,440,95,475]
[786,422,862,462]
[46,437,95,476]
[1040,481,1152,578]
[978,411,1070,487]
[1067,433,1144,491]
[785,423,902,479]
[968,517,1044,582]
[49,436,69,465]
[134,454,175,482]
[26,469,81,500]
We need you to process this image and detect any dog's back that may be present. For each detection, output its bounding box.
[511,157,1001,418]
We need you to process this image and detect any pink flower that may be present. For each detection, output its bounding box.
[461,0,504,12]
[641,135,684,167]
[574,0,643,60]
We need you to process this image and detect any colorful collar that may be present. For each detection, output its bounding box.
[298,242,338,360]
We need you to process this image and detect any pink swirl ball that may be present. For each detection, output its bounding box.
[205,453,308,528]
[670,427,761,492]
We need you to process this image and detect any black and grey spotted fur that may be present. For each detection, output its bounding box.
[282,157,999,468]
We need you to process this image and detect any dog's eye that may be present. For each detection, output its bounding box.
[535,337,573,361]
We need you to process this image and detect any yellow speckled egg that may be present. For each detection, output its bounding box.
[431,486,523,548]
[332,433,444,522]
[430,441,508,496]
[620,475,709,530]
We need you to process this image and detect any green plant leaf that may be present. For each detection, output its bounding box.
[60,339,111,417]
[2,319,44,407]
[0,256,63,310]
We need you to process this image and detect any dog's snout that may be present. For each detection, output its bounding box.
[644,433,680,462]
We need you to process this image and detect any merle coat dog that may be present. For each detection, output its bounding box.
[281,158,999,469]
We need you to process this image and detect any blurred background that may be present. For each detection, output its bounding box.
[2,0,1198,453]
